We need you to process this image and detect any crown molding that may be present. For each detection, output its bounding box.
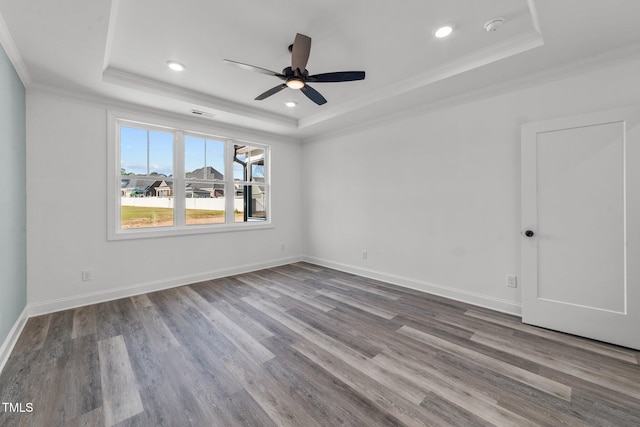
[303,42,640,144]
[27,82,301,145]
[526,0,543,36]
[299,29,544,130]
[0,10,31,86]
[300,1,544,132]
[102,0,120,72]
[102,1,297,131]
[102,67,298,130]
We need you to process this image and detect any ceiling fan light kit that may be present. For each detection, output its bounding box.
[224,33,366,105]
[286,78,305,89]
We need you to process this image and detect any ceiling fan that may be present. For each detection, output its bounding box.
[224,33,365,105]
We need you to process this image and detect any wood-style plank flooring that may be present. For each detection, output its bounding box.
[1,262,640,426]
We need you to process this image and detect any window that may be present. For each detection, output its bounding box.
[184,135,226,225]
[119,126,175,229]
[108,113,270,239]
[233,144,267,222]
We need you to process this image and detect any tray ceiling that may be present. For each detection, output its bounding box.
[1,0,640,138]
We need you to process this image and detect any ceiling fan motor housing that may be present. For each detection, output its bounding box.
[224,33,365,105]
[281,66,308,78]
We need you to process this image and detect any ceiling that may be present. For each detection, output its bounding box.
[1,0,640,140]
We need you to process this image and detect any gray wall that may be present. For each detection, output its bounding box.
[0,43,26,344]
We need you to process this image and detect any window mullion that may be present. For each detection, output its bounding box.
[203,140,208,180]
[262,147,271,221]
[114,121,123,233]
[146,130,150,175]
[225,139,235,224]
[173,131,186,227]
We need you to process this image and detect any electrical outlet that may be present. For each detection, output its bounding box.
[82,269,93,281]
[362,250,368,260]
[506,274,517,288]
[280,243,286,251]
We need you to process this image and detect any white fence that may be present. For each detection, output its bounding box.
[121,197,245,210]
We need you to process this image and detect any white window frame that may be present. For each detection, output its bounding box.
[107,110,272,240]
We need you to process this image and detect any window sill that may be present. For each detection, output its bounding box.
[107,222,274,241]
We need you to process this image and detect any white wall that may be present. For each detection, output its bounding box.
[302,56,640,315]
[24,56,640,317]
[26,91,302,312]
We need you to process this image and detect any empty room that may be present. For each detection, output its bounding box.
[1,0,640,425]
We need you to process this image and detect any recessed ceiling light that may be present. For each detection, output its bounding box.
[166,60,186,71]
[434,25,453,39]
[284,101,297,108]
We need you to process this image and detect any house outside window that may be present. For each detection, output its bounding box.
[107,112,271,240]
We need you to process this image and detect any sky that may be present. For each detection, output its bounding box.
[120,126,226,177]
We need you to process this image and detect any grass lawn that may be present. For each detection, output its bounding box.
[121,206,230,228]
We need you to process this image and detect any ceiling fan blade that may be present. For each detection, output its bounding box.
[300,84,327,105]
[223,59,285,78]
[307,71,365,83]
[255,84,287,100]
[291,33,311,74]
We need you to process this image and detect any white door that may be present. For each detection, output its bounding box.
[521,106,640,350]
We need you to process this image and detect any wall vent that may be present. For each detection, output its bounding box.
[190,109,215,118]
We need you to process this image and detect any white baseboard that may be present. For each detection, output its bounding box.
[1,256,302,375]
[303,255,522,317]
[0,305,29,375]
[3,256,517,375]
[28,255,303,317]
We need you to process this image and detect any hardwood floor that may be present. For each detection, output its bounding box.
[1,262,640,426]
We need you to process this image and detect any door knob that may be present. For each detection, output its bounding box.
[524,230,535,237]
